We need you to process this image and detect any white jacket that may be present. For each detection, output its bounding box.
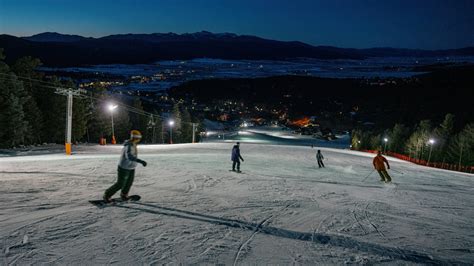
[118,140,142,170]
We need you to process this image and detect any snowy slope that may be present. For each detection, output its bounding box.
[203,127,351,149]
[1,143,473,264]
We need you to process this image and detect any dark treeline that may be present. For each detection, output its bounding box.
[0,49,197,148]
[170,66,474,129]
[351,114,474,166]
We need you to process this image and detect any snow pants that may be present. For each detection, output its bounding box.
[317,159,325,168]
[377,170,392,182]
[232,160,241,171]
[104,167,135,198]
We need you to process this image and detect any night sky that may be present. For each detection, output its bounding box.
[1,0,473,49]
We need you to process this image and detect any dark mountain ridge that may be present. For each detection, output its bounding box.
[0,31,472,66]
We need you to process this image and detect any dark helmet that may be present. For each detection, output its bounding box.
[317,150,321,152]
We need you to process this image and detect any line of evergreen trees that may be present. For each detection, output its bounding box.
[351,113,474,166]
[168,100,199,144]
[0,49,198,148]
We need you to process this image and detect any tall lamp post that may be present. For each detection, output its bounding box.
[108,104,118,144]
[169,120,175,144]
[427,139,435,166]
[383,138,388,153]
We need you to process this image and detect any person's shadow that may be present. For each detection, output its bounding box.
[113,202,442,264]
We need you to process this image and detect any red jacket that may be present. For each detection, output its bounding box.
[373,155,389,171]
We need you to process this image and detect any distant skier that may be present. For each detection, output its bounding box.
[316,150,325,168]
[373,151,392,183]
[103,130,147,202]
[231,142,244,172]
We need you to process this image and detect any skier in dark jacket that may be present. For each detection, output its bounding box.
[231,142,244,172]
[316,150,325,168]
[103,130,147,202]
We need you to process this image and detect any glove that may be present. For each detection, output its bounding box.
[142,161,147,167]
[241,159,245,162]
[387,166,390,169]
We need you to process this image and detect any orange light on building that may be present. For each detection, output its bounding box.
[289,117,311,127]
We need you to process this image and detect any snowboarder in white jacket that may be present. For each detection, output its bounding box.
[316,150,325,168]
[103,130,147,202]
[231,142,244,172]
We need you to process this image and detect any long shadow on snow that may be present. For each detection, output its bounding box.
[114,202,462,265]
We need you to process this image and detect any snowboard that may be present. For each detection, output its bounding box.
[89,195,141,207]
[229,170,243,174]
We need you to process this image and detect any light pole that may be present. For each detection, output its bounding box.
[169,120,174,144]
[427,139,435,166]
[108,104,118,144]
[383,138,388,153]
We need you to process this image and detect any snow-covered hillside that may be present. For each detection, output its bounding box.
[1,143,473,264]
[203,127,351,148]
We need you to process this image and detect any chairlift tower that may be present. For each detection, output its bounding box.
[55,88,86,155]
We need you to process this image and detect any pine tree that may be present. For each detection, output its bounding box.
[405,120,432,160]
[388,124,410,153]
[71,97,87,143]
[447,123,474,167]
[359,131,373,150]
[433,113,455,162]
[39,78,67,143]
[0,65,28,147]
[11,56,44,144]
[87,100,108,143]
[181,108,193,143]
[369,134,382,151]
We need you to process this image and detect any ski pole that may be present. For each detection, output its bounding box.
[362,169,375,182]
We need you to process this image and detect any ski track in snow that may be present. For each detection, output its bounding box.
[0,143,473,264]
[232,201,297,266]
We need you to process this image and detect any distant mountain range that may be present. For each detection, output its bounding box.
[0,31,473,67]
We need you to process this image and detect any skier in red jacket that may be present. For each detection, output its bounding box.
[373,151,392,183]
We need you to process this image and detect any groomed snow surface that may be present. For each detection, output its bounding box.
[1,143,473,265]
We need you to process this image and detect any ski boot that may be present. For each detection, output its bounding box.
[103,195,113,203]
[121,193,130,201]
